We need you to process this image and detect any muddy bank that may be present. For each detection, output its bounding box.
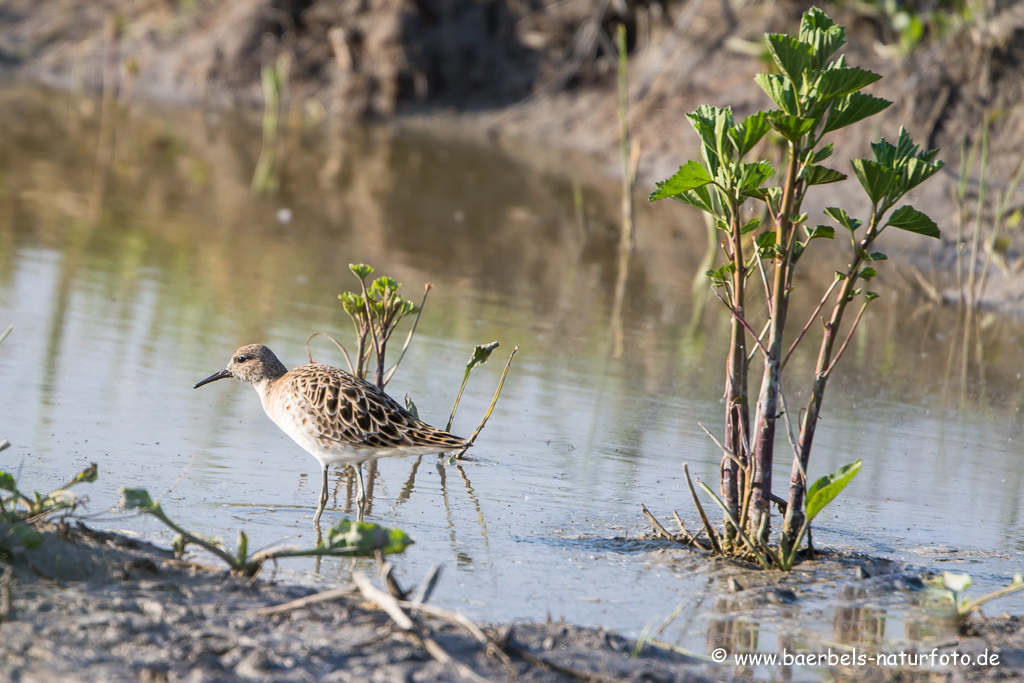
[1,1,1024,312]
[4,523,1024,681]
[1,523,709,682]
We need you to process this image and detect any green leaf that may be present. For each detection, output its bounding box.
[650,161,714,201]
[755,231,777,249]
[687,105,733,155]
[811,144,834,164]
[805,459,863,522]
[737,160,775,194]
[803,165,846,186]
[791,241,806,263]
[322,519,414,556]
[755,231,777,259]
[729,111,770,157]
[754,73,798,116]
[0,472,15,493]
[904,156,945,193]
[943,571,972,593]
[824,207,862,232]
[765,33,815,85]
[706,263,736,287]
[119,487,156,511]
[823,93,891,133]
[766,112,816,142]
[670,184,717,213]
[236,530,249,565]
[61,463,98,489]
[349,264,374,281]
[404,394,420,420]
[799,7,846,64]
[869,252,887,261]
[740,219,761,235]
[851,159,896,204]
[865,291,880,302]
[368,276,400,300]
[859,267,877,281]
[466,342,499,373]
[805,225,835,240]
[14,524,43,549]
[885,205,941,238]
[815,67,881,101]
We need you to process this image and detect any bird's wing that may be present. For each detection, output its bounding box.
[287,365,466,451]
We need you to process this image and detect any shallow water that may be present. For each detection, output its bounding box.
[1,82,1023,674]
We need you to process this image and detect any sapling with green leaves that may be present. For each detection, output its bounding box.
[650,7,943,565]
[340,264,426,390]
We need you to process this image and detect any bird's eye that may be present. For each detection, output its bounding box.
[235,355,250,364]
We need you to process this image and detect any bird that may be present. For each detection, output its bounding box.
[194,343,467,523]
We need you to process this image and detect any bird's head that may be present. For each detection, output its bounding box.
[194,344,288,388]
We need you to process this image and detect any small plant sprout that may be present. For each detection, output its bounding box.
[0,463,99,559]
[0,462,98,522]
[447,342,500,431]
[119,487,413,577]
[649,7,942,567]
[449,343,519,461]
[936,571,1024,624]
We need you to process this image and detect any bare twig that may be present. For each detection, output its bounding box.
[907,264,945,303]
[305,331,355,375]
[353,572,490,683]
[824,299,870,376]
[156,454,197,504]
[746,319,770,363]
[694,478,772,569]
[697,422,744,470]
[411,564,443,605]
[671,510,688,537]
[682,464,722,554]
[383,283,433,387]
[782,276,842,369]
[710,288,770,359]
[248,586,357,616]
[640,504,673,540]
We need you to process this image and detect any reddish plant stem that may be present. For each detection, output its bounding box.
[780,219,879,551]
[722,206,749,546]
[749,143,801,541]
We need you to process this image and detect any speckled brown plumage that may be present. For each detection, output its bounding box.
[268,361,467,461]
[195,343,467,521]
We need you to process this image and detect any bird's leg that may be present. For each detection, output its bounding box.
[314,465,329,525]
[354,462,366,523]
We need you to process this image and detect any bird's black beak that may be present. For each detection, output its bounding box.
[194,369,232,389]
